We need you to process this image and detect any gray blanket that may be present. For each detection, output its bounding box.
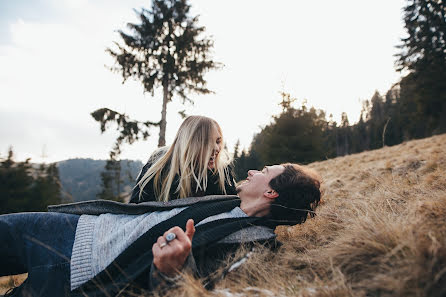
[48,195,239,215]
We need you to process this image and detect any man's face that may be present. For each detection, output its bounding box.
[236,165,285,198]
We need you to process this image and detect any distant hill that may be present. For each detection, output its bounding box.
[57,158,143,202]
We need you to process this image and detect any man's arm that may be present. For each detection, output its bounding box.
[149,219,197,290]
[152,219,195,275]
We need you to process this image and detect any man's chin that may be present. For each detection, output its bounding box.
[236,180,247,194]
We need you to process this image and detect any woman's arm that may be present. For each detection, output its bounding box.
[129,161,157,203]
[129,148,168,203]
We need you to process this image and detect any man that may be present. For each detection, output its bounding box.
[0,163,321,297]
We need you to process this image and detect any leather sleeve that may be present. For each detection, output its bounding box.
[129,149,167,204]
[129,160,157,203]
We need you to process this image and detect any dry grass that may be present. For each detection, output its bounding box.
[1,134,445,296]
[164,134,446,297]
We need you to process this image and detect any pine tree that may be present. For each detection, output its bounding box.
[396,0,446,136]
[396,0,446,72]
[250,92,328,165]
[32,163,62,210]
[0,149,33,214]
[92,0,221,156]
[0,148,61,214]
[233,149,246,182]
[97,154,124,202]
[233,139,240,159]
[336,113,351,156]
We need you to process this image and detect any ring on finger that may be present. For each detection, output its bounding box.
[166,232,176,243]
[159,242,167,249]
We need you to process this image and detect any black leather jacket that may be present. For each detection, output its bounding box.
[130,148,237,203]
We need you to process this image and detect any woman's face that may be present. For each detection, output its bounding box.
[208,125,222,169]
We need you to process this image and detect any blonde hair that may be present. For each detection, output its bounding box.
[137,116,233,202]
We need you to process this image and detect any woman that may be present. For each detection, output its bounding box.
[129,115,237,203]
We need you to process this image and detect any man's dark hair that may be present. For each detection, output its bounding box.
[268,163,321,226]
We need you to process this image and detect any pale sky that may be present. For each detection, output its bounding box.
[0,0,406,163]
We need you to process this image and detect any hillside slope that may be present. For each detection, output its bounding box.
[168,134,446,297]
[1,135,445,296]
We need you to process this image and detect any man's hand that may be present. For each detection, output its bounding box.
[152,219,195,276]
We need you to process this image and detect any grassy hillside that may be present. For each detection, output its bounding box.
[1,134,445,296]
[166,134,446,297]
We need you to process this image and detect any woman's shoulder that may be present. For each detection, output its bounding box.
[148,146,169,163]
[135,146,170,185]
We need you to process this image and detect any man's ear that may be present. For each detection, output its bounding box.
[264,189,279,199]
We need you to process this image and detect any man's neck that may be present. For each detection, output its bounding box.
[239,195,271,217]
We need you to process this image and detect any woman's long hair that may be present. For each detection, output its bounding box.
[137,116,232,202]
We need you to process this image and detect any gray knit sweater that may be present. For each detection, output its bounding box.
[47,195,276,292]
[70,206,247,290]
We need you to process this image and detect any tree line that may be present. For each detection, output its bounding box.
[0,148,61,214]
[0,152,144,213]
[233,0,446,179]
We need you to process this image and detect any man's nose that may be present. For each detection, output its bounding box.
[248,170,258,176]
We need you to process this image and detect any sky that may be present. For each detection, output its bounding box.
[0,0,406,163]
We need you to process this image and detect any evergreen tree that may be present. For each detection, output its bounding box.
[396,0,446,136]
[336,112,351,156]
[233,149,246,181]
[233,147,263,182]
[92,0,221,156]
[32,163,62,209]
[383,87,403,146]
[97,158,123,202]
[368,92,386,149]
[0,149,33,214]
[249,92,328,165]
[0,148,61,214]
[396,0,446,73]
[97,144,125,202]
[233,139,240,159]
[349,112,365,154]
[323,114,338,158]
